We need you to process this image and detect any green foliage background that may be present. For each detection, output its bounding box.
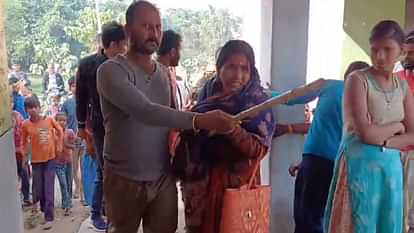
[6,0,242,84]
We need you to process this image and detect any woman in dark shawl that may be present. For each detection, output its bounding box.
[174,40,275,233]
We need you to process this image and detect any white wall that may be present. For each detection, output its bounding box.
[259,0,274,88]
[0,130,24,233]
[156,0,262,57]
[267,0,310,232]
[261,1,346,231]
[306,0,345,82]
[259,0,274,186]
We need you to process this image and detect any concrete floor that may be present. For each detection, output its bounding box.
[23,179,186,233]
[23,199,89,233]
[77,187,186,233]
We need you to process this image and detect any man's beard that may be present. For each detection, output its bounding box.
[130,40,158,55]
[134,44,155,55]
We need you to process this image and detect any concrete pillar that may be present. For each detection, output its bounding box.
[259,0,273,87]
[259,0,273,186]
[0,1,24,232]
[0,131,23,233]
[268,0,309,232]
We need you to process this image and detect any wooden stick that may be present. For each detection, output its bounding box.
[234,78,326,121]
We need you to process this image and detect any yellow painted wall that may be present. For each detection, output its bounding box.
[0,1,11,136]
[341,0,406,75]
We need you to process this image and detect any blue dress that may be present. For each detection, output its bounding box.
[324,71,408,233]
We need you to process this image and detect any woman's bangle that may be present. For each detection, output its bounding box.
[192,115,200,133]
[287,124,294,134]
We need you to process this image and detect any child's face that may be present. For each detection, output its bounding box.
[26,106,41,119]
[53,96,61,105]
[21,86,32,97]
[70,84,76,94]
[56,116,67,129]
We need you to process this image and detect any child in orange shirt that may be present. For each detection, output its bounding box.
[22,97,63,230]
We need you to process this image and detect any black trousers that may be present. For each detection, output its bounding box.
[294,155,334,233]
[16,160,30,201]
[91,124,105,220]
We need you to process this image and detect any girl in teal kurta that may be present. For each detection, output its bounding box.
[325,20,414,233]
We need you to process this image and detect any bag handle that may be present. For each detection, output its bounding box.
[247,158,262,190]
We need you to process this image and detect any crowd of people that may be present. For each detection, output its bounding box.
[7,1,414,233]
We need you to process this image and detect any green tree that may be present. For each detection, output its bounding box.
[5,0,34,69]
[5,0,92,77]
[6,1,242,85]
[66,0,129,55]
[66,7,112,56]
[99,0,129,23]
[163,6,243,83]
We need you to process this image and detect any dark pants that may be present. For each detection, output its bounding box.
[32,160,56,222]
[104,169,178,233]
[294,155,334,233]
[16,159,30,201]
[91,126,104,220]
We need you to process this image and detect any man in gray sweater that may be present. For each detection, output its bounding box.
[96,1,237,233]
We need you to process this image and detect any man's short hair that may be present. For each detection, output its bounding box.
[101,21,126,49]
[126,1,159,26]
[157,30,182,56]
[24,96,41,109]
